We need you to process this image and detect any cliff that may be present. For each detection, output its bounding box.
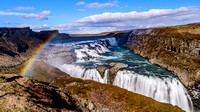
[38,30,70,41]
[0,27,70,74]
[115,23,200,110]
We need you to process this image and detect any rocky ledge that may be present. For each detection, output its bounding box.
[96,62,129,84]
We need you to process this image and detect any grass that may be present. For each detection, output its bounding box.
[151,23,200,39]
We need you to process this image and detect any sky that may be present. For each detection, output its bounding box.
[0,0,200,34]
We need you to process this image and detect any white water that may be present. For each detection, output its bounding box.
[50,36,193,112]
[114,70,193,112]
[72,38,117,62]
[59,64,107,83]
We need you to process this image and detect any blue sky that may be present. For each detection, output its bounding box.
[0,0,200,34]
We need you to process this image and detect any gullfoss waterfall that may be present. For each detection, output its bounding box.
[49,36,193,112]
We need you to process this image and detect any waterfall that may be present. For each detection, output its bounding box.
[59,64,193,112]
[49,36,193,112]
[59,64,107,83]
[113,70,193,112]
[71,37,118,62]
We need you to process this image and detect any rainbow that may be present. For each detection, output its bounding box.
[20,31,59,76]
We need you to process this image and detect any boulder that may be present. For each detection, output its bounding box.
[109,62,129,69]
[96,63,128,84]
[96,66,108,78]
[109,63,128,75]
[108,62,128,84]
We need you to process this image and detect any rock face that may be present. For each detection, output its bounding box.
[0,27,71,73]
[38,30,70,41]
[96,62,128,84]
[0,27,40,70]
[52,33,71,41]
[115,23,200,110]
[0,27,39,54]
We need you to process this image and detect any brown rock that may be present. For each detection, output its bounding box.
[108,62,128,84]
[96,66,108,78]
[0,74,81,111]
[95,63,128,84]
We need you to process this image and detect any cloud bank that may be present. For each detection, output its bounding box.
[78,6,199,27]
[14,6,200,34]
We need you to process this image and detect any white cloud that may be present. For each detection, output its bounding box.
[7,7,35,11]
[0,10,51,20]
[63,6,200,33]
[16,24,51,31]
[2,21,11,25]
[13,6,200,34]
[77,6,200,28]
[86,2,117,8]
[76,2,85,6]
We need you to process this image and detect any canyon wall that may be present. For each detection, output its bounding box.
[115,23,200,109]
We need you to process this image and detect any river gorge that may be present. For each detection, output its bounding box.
[39,35,193,112]
[1,25,199,111]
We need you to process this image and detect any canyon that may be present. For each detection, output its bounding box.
[0,23,200,111]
